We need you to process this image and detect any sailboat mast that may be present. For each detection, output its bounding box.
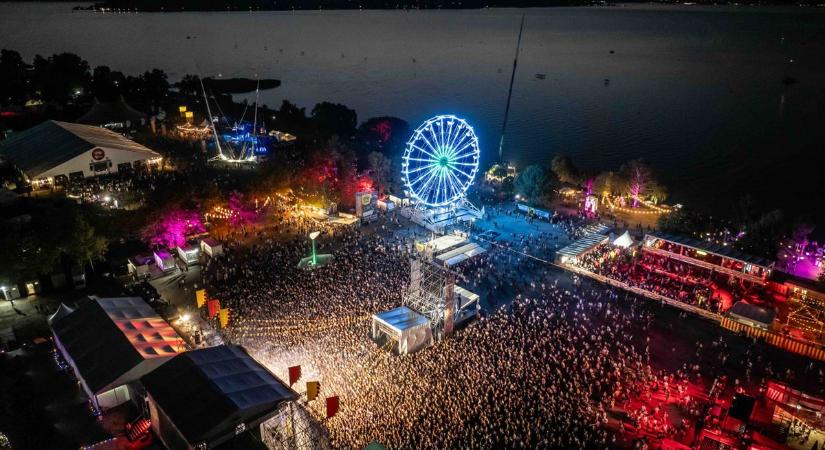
[498,13,525,163]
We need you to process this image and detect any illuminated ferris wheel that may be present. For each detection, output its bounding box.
[402,115,480,207]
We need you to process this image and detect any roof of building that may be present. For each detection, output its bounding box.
[373,306,431,332]
[141,345,297,446]
[50,296,184,393]
[76,98,146,126]
[557,233,611,259]
[645,231,774,268]
[728,301,777,327]
[0,120,159,178]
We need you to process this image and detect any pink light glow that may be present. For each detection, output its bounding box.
[141,209,205,248]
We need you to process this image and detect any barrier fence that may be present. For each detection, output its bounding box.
[561,263,825,362]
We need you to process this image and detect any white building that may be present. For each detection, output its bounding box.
[0,120,161,187]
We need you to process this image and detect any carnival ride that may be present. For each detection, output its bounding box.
[401,115,484,232]
[199,77,262,164]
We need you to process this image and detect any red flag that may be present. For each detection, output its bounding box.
[207,299,221,318]
[288,365,301,386]
[326,396,339,418]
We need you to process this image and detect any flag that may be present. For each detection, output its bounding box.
[207,299,220,319]
[196,289,206,308]
[326,396,339,418]
[219,308,230,328]
[306,381,320,401]
[288,365,301,386]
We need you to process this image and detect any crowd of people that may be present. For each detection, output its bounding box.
[197,205,722,449]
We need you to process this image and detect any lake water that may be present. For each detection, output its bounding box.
[2,2,824,222]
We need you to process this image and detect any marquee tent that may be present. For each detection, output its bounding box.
[50,296,184,411]
[0,120,160,184]
[141,345,297,450]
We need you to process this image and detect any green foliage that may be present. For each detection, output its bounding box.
[657,209,707,235]
[367,151,392,194]
[735,209,785,259]
[551,154,581,185]
[0,198,107,281]
[311,102,357,139]
[0,49,29,105]
[514,164,557,205]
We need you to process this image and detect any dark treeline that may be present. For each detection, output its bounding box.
[89,0,588,12]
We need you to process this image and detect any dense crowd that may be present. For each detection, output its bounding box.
[199,208,717,449]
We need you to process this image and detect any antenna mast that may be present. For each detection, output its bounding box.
[497,14,525,163]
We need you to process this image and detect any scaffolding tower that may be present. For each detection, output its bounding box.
[261,401,330,450]
[403,257,456,340]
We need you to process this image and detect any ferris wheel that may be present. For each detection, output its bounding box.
[402,115,480,207]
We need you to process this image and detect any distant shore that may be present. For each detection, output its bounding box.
[74,0,820,12]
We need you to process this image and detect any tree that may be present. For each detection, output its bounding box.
[367,151,392,195]
[66,214,108,270]
[514,164,556,205]
[31,52,91,105]
[140,208,205,249]
[618,159,661,208]
[91,65,126,101]
[736,209,785,259]
[0,49,30,105]
[592,171,620,199]
[175,74,202,97]
[273,100,312,136]
[657,209,707,235]
[551,154,581,185]
[311,102,357,138]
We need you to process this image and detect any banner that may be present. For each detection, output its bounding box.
[196,289,206,308]
[306,381,320,401]
[326,396,339,418]
[207,299,220,319]
[288,365,301,386]
[219,308,230,328]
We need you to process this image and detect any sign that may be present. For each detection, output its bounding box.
[326,396,339,418]
[306,381,320,401]
[219,308,230,328]
[91,148,106,161]
[288,365,302,386]
[196,289,206,308]
[207,299,220,319]
[516,202,550,220]
[355,191,377,218]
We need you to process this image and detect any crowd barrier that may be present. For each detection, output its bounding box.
[720,317,825,362]
[560,264,825,362]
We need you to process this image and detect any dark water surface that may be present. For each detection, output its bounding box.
[2,3,824,221]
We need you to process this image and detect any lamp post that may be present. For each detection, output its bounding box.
[309,231,321,266]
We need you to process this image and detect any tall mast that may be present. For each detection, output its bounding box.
[497,14,525,163]
[249,78,260,161]
[200,76,225,160]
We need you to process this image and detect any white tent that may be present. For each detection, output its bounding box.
[372,306,432,355]
[613,231,634,249]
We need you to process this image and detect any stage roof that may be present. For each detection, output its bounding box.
[646,231,773,268]
[436,242,486,266]
[557,233,610,259]
[425,234,466,252]
[373,306,430,333]
[50,296,184,393]
[141,345,297,446]
[0,120,159,178]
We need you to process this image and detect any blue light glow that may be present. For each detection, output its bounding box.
[402,114,480,207]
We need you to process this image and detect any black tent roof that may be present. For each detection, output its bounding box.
[77,98,146,126]
[141,345,297,447]
[50,297,145,393]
